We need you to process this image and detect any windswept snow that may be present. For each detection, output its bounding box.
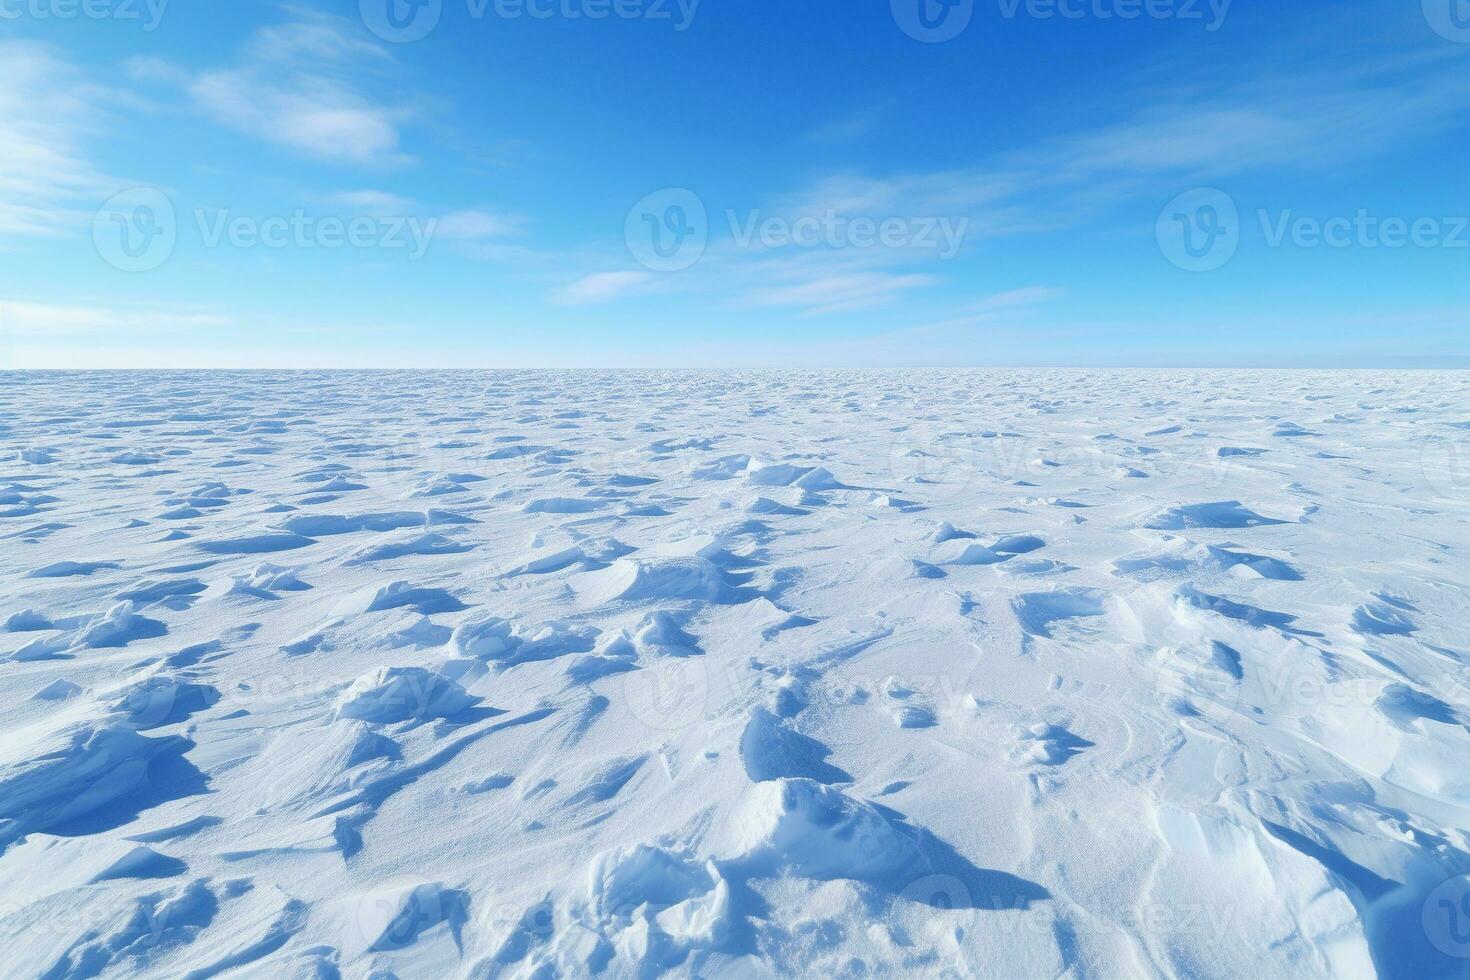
[0,369,1468,978]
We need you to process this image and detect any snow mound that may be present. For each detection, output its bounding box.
[726,778,924,881]
[76,601,167,649]
[334,666,476,724]
[449,613,597,666]
[343,880,469,955]
[745,460,846,490]
[575,557,751,605]
[739,707,849,784]
[0,721,199,852]
[103,673,221,729]
[1143,499,1288,530]
[247,721,400,813]
[1012,588,1108,637]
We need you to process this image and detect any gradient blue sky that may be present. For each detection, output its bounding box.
[3,0,1469,367]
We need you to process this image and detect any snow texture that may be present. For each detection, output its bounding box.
[0,369,1468,978]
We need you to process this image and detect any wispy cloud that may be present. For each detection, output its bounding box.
[553,271,655,305]
[435,210,523,240]
[0,300,234,335]
[189,74,403,166]
[243,7,391,64]
[0,44,112,237]
[967,286,1066,314]
[809,105,887,144]
[741,272,939,316]
[323,189,415,212]
[770,48,1470,247]
[830,284,1064,345]
[559,41,1470,322]
[903,47,1470,224]
[135,9,411,166]
[316,192,523,247]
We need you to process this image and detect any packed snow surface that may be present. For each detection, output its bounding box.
[1,369,1469,978]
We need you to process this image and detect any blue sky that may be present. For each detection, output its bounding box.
[3,0,1468,367]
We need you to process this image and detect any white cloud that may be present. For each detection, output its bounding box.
[324,189,415,212]
[768,48,1470,248]
[133,10,410,167]
[809,105,886,144]
[435,210,521,240]
[0,300,233,335]
[742,273,938,316]
[967,286,1065,314]
[574,44,1470,323]
[552,271,655,305]
[0,44,111,237]
[318,197,521,244]
[190,69,404,166]
[877,285,1064,341]
[122,55,184,84]
[244,8,391,64]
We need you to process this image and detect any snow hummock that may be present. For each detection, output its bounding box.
[334,666,476,724]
